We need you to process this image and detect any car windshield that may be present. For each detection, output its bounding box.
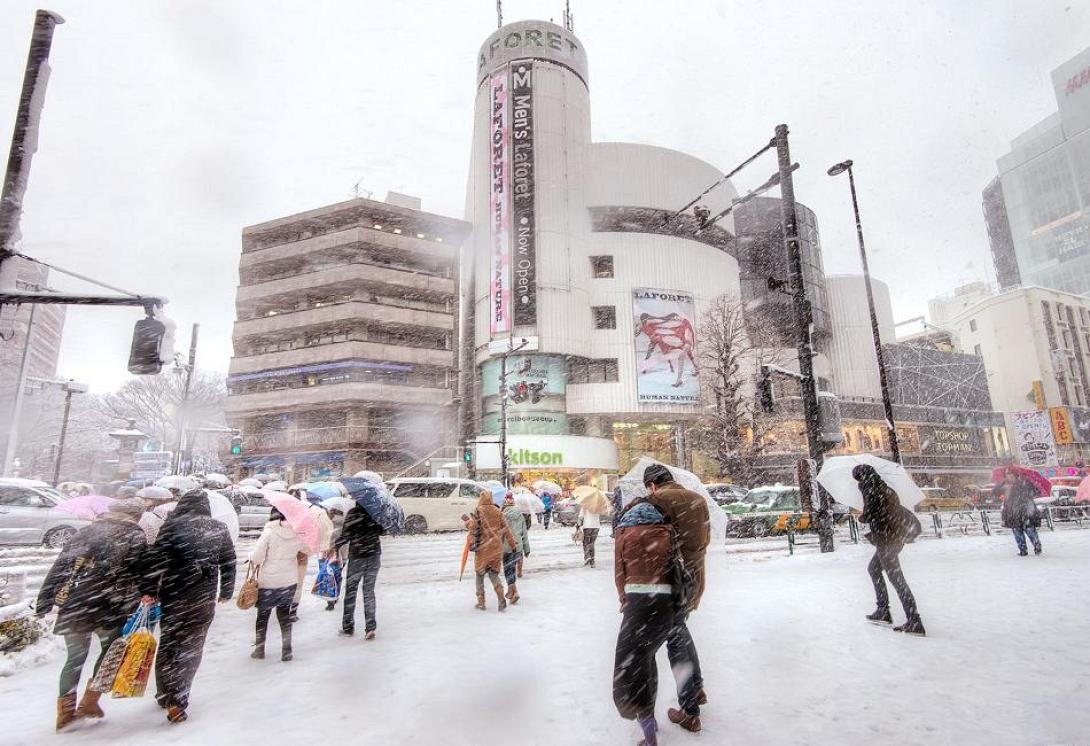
[35,488,65,504]
[744,489,783,506]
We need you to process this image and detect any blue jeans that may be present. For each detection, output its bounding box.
[1013,526,1041,554]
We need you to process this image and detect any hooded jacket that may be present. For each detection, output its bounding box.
[465,493,517,574]
[502,503,530,555]
[141,490,236,616]
[646,482,710,611]
[335,505,386,558]
[250,519,311,589]
[613,502,673,603]
[36,513,147,635]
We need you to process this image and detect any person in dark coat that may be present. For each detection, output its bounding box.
[141,489,236,724]
[853,465,925,636]
[35,498,148,731]
[612,500,676,746]
[1000,469,1043,556]
[334,503,386,639]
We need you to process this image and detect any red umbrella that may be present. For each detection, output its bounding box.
[992,465,1052,497]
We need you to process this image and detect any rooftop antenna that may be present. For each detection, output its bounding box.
[496,0,502,28]
[352,178,372,200]
[563,0,573,31]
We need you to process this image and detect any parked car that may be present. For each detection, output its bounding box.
[706,483,749,507]
[235,490,273,532]
[726,485,850,538]
[387,478,488,533]
[914,487,972,512]
[0,479,89,548]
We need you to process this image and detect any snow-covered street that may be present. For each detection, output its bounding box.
[3,525,1089,746]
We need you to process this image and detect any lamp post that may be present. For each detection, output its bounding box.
[827,159,901,462]
[51,380,88,485]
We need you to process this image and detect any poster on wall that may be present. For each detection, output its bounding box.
[488,69,512,334]
[632,288,700,405]
[1011,411,1060,468]
[481,354,567,435]
[509,60,537,327]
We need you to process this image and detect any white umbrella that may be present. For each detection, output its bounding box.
[265,480,289,492]
[532,480,562,496]
[157,490,240,545]
[155,475,200,492]
[253,473,277,483]
[204,473,231,488]
[239,477,262,488]
[514,489,545,514]
[320,496,356,514]
[617,457,728,544]
[136,486,173,500]
[816,454,926,512]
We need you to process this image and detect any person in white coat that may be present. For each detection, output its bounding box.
[248,508,312,661]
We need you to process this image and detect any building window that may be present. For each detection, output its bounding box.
[590,255,614,279]
[974,344,982,357]
[969,319,977,332]
[592,306,616,329]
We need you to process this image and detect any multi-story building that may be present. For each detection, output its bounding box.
[226,194,470,481]
[983,47,1090,296]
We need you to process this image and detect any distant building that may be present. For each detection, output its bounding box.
[225,195,470,481]
[983,47,1090,296]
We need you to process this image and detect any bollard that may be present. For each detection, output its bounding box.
[787,529,795,556]
[932,512,943,538]
[1045,507,1055,532]
[848,515,859,544]
[981,510,991,536]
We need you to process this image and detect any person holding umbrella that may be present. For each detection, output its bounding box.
[853,465,925,636]
[999,466,1044,556]
[463,490,518,612]
[501,491,530,604]
[141,490,236,724]
[572,481,611,568]
[248,507,312,661]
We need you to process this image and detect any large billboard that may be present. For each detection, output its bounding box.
[488,60,538,334]
[1010,411,1059,468]
[481,353,567,435]
[632,288,699,405]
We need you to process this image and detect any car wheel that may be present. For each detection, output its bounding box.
[751,520,771,538]
[43,527,76,549]
[405,515,427,534]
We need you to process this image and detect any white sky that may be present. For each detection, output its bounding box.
[0,0,1086,392]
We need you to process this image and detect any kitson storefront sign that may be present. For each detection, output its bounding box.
[488,60,538,333]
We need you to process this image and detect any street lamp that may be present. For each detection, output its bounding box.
[827,159,901,462]
[498,337,530,487]
[22,378,89,486]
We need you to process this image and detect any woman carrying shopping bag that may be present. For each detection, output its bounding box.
[248,507,312,661]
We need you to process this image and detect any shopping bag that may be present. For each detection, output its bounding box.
[236,563,260,610]
[110,611,157,699]
[310,559,341,600]
[90,604,151,693]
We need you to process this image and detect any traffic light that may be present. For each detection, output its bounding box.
[128,313,166,375]
[230,433,243,455]
[758,366,776,413]
[463,444,473,466]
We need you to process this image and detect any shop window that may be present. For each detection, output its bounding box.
[593,306,616,329]
[969,319,977,332]
[590,255,614,278]
[569,358,588,384]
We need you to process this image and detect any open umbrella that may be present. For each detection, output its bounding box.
[203,473,231,488]
[155,475,199,492]
[156,490,240,544]
[320,496,356,514]
[303,482,346,500]
[261,490,321,551]
[265,480,288,492]
[1077,476,1090,504]
[253,473,278,484]
[352,470,384,484]
[135,486,173,501]
[572,485,611,515]
[532,480,562,496]
[991,464,1052,497]
[818,454,926,511]
[239,477,262,489]
[54,494,115,520]
[488,484,508,507]
[340,477,405,534]
[617,457,728,544]
[514,488,545,514]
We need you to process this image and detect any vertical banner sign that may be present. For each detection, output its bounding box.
[510,60,537,327]
[489,70,512,334]
[632,288,700,405]
[1011,411,1060,468]
[1050,407,1074,445]
[1032,379,1046,411]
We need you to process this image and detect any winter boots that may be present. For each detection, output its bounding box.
[667,707,701,733]
[637,715,658,746]
[56,692,77,732]
[475,592,487,611]
[75,688,104,719]
[506,584,520,605]
[893,615,926,637]
[866,608,893,625]
[167,705,188,723]
[494,584,507,612]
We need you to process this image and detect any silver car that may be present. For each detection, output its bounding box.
[0,480,89,548]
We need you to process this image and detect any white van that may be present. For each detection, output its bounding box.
[386,478,488,533]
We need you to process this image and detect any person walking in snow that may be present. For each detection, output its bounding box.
[501,492,530,604]
[853,464,925,636]
[539,490,554,529]
[573,483,610,568]
[642,463,710,733]
[335,503,385,639]
[248,507,311,661]
[1000,468,1043,556]
[463,491,517,612]
[141,489,236,724]
[35,498,149,731]
[612,500,677,746]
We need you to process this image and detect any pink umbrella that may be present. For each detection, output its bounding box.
[1076,476,1090,505]
[261,490,320,552]
[54,494,115,521]
[992,464,1052,497]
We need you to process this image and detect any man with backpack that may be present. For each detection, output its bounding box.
[642,463,710,733]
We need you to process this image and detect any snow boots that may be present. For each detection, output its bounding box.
[56,692,77,732]
[667,707,701,733]
[75,688,104,719]
[494,584,507,612]
[637,715,658,746]
[866,608,893,625]
[506,584,520,605]
[167,705,188,723]
[893,615,926,637]
[475,592,487,611]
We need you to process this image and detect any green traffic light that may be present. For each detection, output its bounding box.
[231,445,242,455]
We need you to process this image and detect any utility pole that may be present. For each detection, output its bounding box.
[773,124,834,552]
[3,302,37,476]
[171,323,198,474]
[498,336,528,487]
[51,380,86,485]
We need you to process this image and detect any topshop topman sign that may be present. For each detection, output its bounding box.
[477,20,588,86]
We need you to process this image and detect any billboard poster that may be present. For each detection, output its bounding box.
[488,69,512,334]
[510,60,537,327]
[481,353,567,435]
[1011,411,1059,468]
[1050,407,1074,445]
[632,288,699,405]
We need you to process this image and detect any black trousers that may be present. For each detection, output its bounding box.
[868,542,918,619]
[256,604,293,652]
[582,528,600,565]
[342,554,381,633]
[613,593,675,720]
[667,612,704,716]
[155,608,213,711]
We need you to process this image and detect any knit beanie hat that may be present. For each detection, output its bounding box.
[108,497,147,519]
